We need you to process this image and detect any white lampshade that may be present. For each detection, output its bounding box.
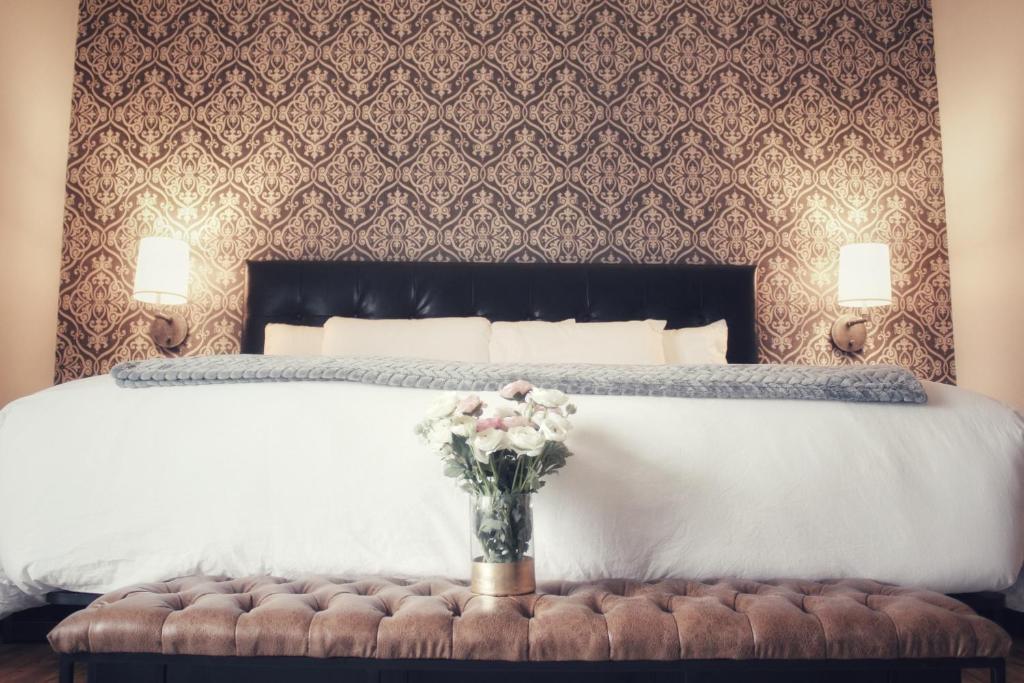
[837,242,891,308]
[133,236,189,305]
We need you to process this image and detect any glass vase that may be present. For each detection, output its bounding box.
[469,492,536,596]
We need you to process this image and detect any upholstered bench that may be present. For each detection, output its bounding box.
[49,575,1010,683]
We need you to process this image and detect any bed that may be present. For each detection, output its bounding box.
[0,261,1021,621]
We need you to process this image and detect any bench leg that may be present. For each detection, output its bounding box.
[58,655,74,683]
[992,659,1006,683]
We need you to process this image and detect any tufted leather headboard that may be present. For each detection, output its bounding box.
[242,261,758,364]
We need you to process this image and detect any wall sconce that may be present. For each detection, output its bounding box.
[133,236,190,349]
[831,242,892,353]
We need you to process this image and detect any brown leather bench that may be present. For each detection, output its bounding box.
[49,575,1010,683]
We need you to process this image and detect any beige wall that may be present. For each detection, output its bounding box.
[934,0,1024,412]
[0,0,77,408]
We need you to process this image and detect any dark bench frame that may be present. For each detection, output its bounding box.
[57,652,1007,683]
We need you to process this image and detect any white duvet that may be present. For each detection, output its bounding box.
[0,373,1022,619]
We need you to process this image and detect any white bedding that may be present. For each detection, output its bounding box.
[0,373,1022,619]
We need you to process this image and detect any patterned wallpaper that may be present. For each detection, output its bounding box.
[57,0,953,382]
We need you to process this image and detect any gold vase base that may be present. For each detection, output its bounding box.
[470,557,536,596]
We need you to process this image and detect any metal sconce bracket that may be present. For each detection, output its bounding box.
[150,312,188,349]
[830,313,868,353]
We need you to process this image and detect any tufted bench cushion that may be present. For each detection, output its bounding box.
[48,576,1010,662]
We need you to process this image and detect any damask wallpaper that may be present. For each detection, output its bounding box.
[57,0,953,382]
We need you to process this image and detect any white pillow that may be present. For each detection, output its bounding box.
[486,319,572,363]
[490,319,666,365]
[263,323,324,356]
[322,316,491,362]
[663,319,729,365]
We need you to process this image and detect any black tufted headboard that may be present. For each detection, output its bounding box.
[242,261,759,364]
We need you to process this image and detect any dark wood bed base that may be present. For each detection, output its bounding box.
[57,651,1006,683]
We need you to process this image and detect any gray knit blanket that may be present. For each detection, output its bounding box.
[110,355,927,404]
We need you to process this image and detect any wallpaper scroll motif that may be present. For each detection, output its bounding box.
[58,0,953,382]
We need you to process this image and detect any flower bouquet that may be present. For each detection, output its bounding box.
[416,380,576,595]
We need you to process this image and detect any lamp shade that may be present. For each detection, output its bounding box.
[837,242,891,308]
[133,236,189,305]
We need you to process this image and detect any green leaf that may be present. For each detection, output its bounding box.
[443,462,465,479]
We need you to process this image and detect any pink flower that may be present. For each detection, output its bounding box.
[476,417,505,432]
[501,416,530,429]
[499,380,534,401]
[457,394,483,416]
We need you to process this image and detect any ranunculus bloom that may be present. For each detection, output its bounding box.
[548,412,572,431]
[490,404,517,419]
[538,414,569,442]
[473,428,506,454]
[456,394,483,416]
[427,420,453,446]
[499,380,534,401]
[501,415,530,429]
[475,417,504,431]
[449,415,476,438]
[529,388,569,408]
[536,411,577,438]
[507,425,545,456]
[425,393,459,419]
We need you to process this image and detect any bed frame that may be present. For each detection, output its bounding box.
[4,260,1015,681]
[241,260,759,363]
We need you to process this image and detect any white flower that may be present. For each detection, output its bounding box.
[425,393,459,419]
[473,428,506,454]
[490,403,517,419]
[531,409,570,427]
[529,388,568,408]
[537,413,570,442]
[427,420,453,447]
[548,412,572,431]
[449,415,476,438]
[507,425,546,457]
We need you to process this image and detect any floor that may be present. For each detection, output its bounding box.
[962,637,1024,682]
[0,644,82,683]
[0,642,1020,682]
